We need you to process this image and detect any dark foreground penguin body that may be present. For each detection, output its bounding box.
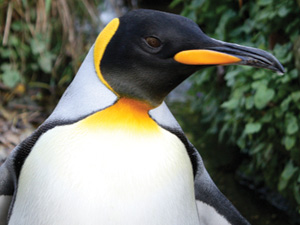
[0,9,284,225]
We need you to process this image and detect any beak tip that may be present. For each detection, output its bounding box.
[274,62,285,76]
[276,71,285,76]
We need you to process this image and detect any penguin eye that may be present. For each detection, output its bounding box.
[145,37,161,48]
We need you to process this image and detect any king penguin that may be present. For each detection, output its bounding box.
[0,9,284,225]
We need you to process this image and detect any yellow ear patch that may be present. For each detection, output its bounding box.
[174,49,241,65]
[78,98,160,134]
[94,18,120,95]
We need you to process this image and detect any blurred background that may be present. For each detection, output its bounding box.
[0,0,300,224]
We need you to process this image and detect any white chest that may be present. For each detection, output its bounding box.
[10,121,199,225]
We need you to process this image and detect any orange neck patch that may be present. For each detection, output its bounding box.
[78,98,160,133]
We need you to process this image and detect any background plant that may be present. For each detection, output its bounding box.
[0,0,100,108]
[171,0,300,215]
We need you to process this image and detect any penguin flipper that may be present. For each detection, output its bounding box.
[189,142,250,225]
[0,158,15,225]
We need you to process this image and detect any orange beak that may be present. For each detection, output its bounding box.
[174,49,241,65]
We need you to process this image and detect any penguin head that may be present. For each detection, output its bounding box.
[94,9,284,107]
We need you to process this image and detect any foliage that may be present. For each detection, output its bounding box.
[172,0,300,214]
[0,0,100,105]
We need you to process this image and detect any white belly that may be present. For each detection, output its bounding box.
[10,122,199,225]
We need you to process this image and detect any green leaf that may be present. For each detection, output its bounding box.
[38,53,53,73]
[215,9,236,39]
[280,96,291,112]
[31,39,46,55]
[253,70,266,79]
[282,161,297,179]
[251,80,268,89]
[278,161,298,191]
[257,0,272,6]
[11,21,23,31]
[9,35,19,47]
[221,99,239,110]
[250,143,265,154]
[225,69,240,87]
[254,85,275,109]
[237,133,246,149]
[169,0,182,8]
[284,136,296,150]
[294,185,300,205]
[1,65,21,88]
[291,91,300,102]
[245,122,262,134]
[0,48,15,58]
[191,0,204,8]
[274,107,284,118]
[286,114,299,135]
[287,122,298,135]
[278,6,290,17]
[261,113,272,123]
[245,96,254,109]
